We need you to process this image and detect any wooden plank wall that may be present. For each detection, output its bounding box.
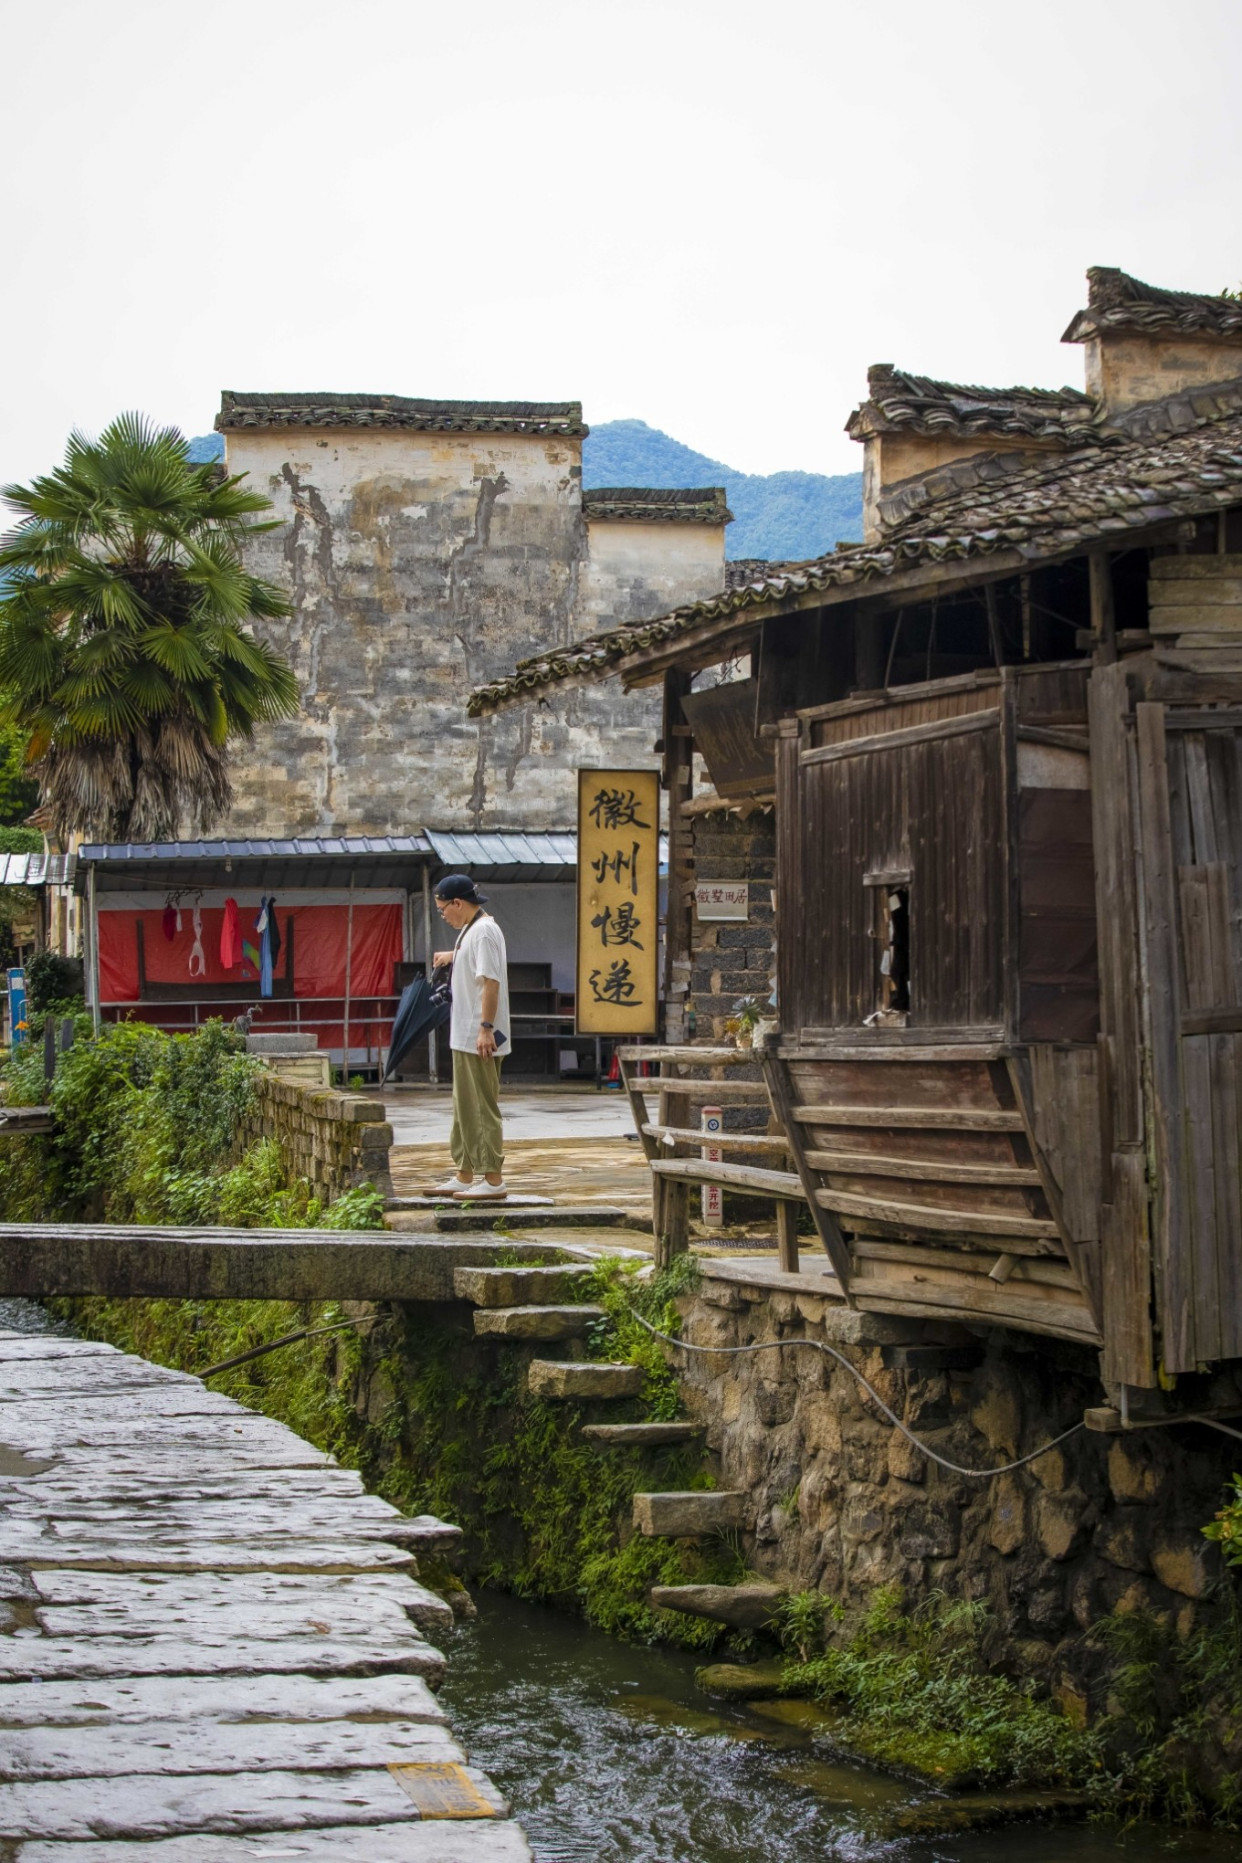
[1088,663,1155,1388]
[791,716,1005,1033]
[1136,702,1242,1369]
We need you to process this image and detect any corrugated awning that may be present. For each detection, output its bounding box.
[426,828,669,878]
[75,835,434,895]
[0,852,75,889]
[71,828,662,893]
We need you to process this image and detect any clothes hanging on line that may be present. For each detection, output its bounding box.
[220,897,241,969]
[188,906,206,978]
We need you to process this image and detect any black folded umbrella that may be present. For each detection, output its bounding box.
[382,975,450,1083]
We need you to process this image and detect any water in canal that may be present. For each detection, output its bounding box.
[440,1591,1237,1863]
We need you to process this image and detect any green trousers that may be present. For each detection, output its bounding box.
[449,1051,504,1176]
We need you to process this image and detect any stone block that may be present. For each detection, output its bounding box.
[1151,1534,1215,1598]
[527,1360,643,1400]
[580,1422,704,1448]
[632,1490,752,1537]
[347,1098,388,1124]
[649,1582,784,1628]
[1107,1438,1160,1504]
[245,1032,318,1055]
[897,1501,960,1561]
[454,1265,597,1307]
[473,1305,606,1341]
[988,1473,1025,1555]
[1095,1507,1150,1573]
[1036,1488,1091,1561]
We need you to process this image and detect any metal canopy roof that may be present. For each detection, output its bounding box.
[0,852,76,889]
[426,828,668,879]
[75,835,434,895]
[426,830,577,880]
[70,829,646,894]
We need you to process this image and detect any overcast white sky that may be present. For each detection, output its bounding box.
[3,0,1241,488]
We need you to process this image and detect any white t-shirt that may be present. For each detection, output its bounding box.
[449,913,511,1055]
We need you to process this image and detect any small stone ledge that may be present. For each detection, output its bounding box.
[239,1071,394,1199]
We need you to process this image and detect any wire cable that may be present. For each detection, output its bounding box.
[628,1309,1086,1479]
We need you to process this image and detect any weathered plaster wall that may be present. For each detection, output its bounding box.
[578,518,725,636]
[677,1273,1232,1675]
[1086,333,1242,415]
[222,430,714,835]
[863,431,1055,541]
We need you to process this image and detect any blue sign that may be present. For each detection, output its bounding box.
[6,967,28,1048]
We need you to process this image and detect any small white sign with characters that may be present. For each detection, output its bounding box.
[694,882,748,922]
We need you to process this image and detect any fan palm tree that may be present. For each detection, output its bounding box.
[0,413,299,843]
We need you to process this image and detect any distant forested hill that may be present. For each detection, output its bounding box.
[583,419,862,561]
[192,419,865,561]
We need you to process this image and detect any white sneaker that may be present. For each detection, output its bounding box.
[430,1175,473,1195]
[453,1179,509,1201]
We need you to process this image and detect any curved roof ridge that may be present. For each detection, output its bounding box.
[217,392,587,437]
[1063,268,1242,345]
[847,364,1102,444]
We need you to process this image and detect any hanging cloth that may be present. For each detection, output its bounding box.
[267,899,281,969]
[162,903,177,942]
[256,897,274,999]
[188,906,206,978]
[220,897,241,969]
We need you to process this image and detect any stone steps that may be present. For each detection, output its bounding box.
[527,1360,643,1400]
[649,1582,784,1628]
[473,1305,606,1342]
[387,1205,635,1233]
[580,1422,704,1448]
[453,1265,599,1308]
[632,1491,752,1537]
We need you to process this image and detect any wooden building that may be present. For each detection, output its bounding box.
[471,269,1242,1411]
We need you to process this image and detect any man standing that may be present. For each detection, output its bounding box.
[431,874,511,1201]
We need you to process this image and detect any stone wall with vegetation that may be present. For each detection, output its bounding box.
[238,1071,394,1201]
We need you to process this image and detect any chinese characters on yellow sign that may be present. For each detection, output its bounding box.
[576,768,660,1035]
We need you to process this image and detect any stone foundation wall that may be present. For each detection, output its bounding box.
[676,1270,1231,1680]
[235,1070,394,1200]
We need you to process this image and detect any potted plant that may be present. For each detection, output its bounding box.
[732,995,765,1049]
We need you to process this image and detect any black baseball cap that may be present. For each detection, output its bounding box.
[434,873,487,904]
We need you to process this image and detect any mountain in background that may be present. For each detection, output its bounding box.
[189,419,865,561]
[583,419,862,561]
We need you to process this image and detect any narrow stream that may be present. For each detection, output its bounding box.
[440,1591,1237,1863]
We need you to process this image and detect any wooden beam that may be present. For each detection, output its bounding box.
[799,708,999,767]
[792,1104,1025,1131]
[816,1188,1062,1241]
[644,1124,790,1154]
[1089,550,1117,665]
[650,1159,805,1199]
[803,1148,1040,1186]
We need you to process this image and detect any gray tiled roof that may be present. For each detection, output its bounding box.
[216,393,587,437]
[468,373,1242,716]
[846,365,1100,445]
[583,487,732,525]
[1063,268,1242,345]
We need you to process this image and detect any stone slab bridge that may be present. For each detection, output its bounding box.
[0,1319,532,1858]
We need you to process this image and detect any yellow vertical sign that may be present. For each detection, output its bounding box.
[576,768,660,1036]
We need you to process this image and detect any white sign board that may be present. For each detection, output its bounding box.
[695,882,748,922]
[701,1106,724,1226]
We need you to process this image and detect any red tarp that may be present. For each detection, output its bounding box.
[98,904,403,1003]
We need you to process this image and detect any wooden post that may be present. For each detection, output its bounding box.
[1089,551,1117,665]
[342,871,355,1083]
[776,1201,800,1275]
[422,864,438,1085]
[661,668,694,1042]
[87,862,101,1036]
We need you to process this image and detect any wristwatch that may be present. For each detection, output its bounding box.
[480,1022,494,1030]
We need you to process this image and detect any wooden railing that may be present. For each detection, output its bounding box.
[615,1045,804,1272]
